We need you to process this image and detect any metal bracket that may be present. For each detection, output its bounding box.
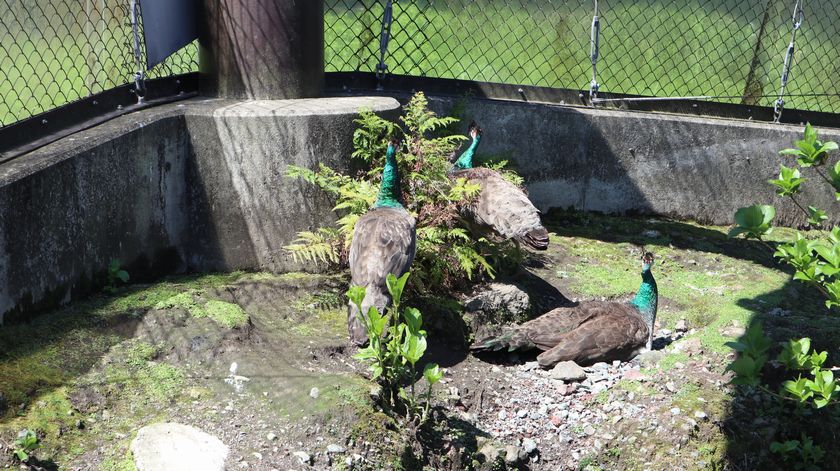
[375,0,394,89]
[588,0,601,103]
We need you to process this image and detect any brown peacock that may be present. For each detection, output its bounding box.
[347,139,417,345]
[449,122,549,250]
[471,252,658,367]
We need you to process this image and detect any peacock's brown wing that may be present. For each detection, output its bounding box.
[505,304,597,350]
[534,302,650,367]
[450,168,548,250]
[349,206,417,290]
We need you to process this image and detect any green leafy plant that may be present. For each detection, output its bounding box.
[727,323,838,409]
[770,433,825,470]
[731,124,840,308]
[348,271,441,422]
[11,429,38,462]
[285,91,522,290]
[105,259,129,293]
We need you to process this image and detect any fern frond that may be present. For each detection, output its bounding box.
[284,228,343,265]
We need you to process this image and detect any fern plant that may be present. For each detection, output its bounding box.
[285,92,521,290]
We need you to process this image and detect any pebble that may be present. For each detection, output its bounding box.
[670,407,681,415]
[694,411,708,420]
[266,432,277,441]
[327,444,346,454]
[293,451,312,465]
[309,387,320,399]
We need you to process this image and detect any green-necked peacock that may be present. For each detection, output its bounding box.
[449,122,549,250]
[471,252,658,367]
[347,139,417,345]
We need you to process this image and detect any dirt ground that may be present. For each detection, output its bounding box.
[1,210,838,470]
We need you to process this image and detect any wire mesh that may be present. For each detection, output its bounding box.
[0,0,197,128]
[325,0,840,114]
[2,0,839,130]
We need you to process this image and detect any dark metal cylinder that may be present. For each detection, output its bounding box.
[198,0,324,99]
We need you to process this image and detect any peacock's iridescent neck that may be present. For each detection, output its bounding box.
[630,268,658,326]
[453,135,481,170]
[374,146,403,209]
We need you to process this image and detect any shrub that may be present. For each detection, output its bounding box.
[285,91,522,291]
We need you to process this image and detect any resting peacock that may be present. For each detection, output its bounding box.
[449,122,549,250]
[471,252,658,367]
[347,139,417,345]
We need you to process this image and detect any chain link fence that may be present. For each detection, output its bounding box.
[2,1,838,130]
[0,0,197,128]
[325,0,840,114]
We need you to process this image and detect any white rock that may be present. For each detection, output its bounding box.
[131,423,228,471]
[327,444,346,454]
[266,432,277,441]
[550,361,587,382]
[310,387,320,399]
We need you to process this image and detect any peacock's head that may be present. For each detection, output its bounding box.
[641,252,655,272]
[468,121,482,140]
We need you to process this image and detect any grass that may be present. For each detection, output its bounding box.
[3,0,840,126]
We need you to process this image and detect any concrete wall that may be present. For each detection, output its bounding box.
[1,93,838,322]
[421,95,840,227]
[0,97,400,323]
[0,112,190,323]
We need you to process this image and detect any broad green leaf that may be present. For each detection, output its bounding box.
[386,272,411,305]
[768,165,805,196]
[730,205,775,239]
[402,307,424,336]
[807,206,827,226]
[346,286,366,313]
[423,363,444,385]
[117,270,130,283]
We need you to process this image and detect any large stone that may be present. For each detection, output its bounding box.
[550,361,587,382]
[131,422,228,471]
[465,283,531,319]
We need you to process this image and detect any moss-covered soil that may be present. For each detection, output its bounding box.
[1,210,837,470]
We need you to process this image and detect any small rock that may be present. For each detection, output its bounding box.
[637,350,664,367]
[516,409,528,418]
[465,283,531,319]
[694,411,708,420]
[589,362,610,371]
[479,443,501,462]
[623,369,645,381]
[523,361,540,371]
[293,451,312,466]
[309,387,320,399]
[720,325,746,338]
[327,444,346,454]
[498,410,508,420]
[674,337,703,356]
[251,452,262,460]
[583,425,595,436]
[670,407,681,415]
[522,438,538,455]
[551,361,587,382]
[266,432,277,441]
[675,319,688,332]
[503,445,525,465]
[665,382,677,393]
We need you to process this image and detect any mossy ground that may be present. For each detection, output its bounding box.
[1,210,837,469]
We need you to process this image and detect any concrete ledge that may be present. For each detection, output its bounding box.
[1,93,836,323]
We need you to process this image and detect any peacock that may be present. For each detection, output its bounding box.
[449,122,549,251]
[347,139,417,345]
[471,252,658,367]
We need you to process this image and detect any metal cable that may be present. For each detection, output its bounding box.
[130,0,146,103]
[375,0,394,88]
[589,0,600,103]
[774,0,805,123]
